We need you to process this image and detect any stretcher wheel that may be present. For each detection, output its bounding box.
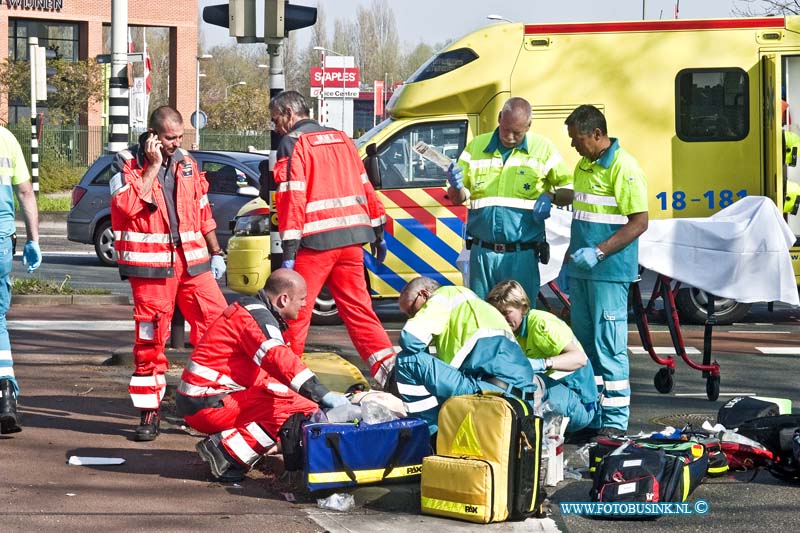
[706,375,720,401]
[653,367,674,394]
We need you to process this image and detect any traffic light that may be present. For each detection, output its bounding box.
[204,1,317,41]
[34,45,56,101]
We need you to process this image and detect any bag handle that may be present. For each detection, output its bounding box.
[382,427,412,480]
[325,433,357,482]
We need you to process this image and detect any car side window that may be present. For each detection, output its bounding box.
[91,163,115,185]
[202,161,251,194]
[376,121,468,189]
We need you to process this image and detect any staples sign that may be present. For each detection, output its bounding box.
[310,67,360,88]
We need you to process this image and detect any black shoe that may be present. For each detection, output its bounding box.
[134,410,160,441]
[589,427,626,442]
[0,378,22,434]
[564,427,599,445]
[196,437,247,482]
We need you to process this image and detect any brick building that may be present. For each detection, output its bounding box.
[0,0,197,126]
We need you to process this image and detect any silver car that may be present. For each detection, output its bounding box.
[67,150,268,266]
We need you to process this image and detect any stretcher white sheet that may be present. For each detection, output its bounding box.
[540,196,799,306]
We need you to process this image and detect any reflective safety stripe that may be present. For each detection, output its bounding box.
[115,231,170,243]
[306,194,366,213]
[222,429,260,465]
[265,324,283,341]
[360,173,368,183]
[594,375,604,386]
[129,374,165,388]
[0,367,15,378]
[183,247,210,262]
[244,303,268,312]
[303,213,371,234]
[371,215,386,227]
[282,229,303,240]
[404,395,438,413]
[451,328,516,369]
[367,347,396,367]
[543,152,564,175]
[252,338,284,367]
[307,463,423,485]
[179,230,204,243]
[118,250,172,263]
[469,159,503,170]
[574,191,619,207]
[130,393,160,409]
[396,382,431,397]
[421,496,487,520]
[574,210,629,225]
[277,181,307,192]
[601,395,631,407]
[604,379,629,391]
[0,349,11,361]
[199,195,209,209]
[177,380,230,396]
[470,196,537,210]
[267,381,289,393]
[245,422,275,448]
[290,367,315,392]
[459,151,472,163]
[109,172,126,196]
[185,361,245,390]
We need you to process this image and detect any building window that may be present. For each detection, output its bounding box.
[675,68,749,142]
[8,19,79,124]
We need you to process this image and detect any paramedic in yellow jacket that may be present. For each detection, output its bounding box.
[389,276,594,436]
[446,97,573,299]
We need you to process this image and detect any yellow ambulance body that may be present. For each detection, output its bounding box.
[227,16,800,323]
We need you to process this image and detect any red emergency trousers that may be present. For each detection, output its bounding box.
[110,148,227,410]
[274,120,395,385]
[179,299,320,468]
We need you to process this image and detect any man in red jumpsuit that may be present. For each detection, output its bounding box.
[110,106,228,442]
[264,90,396,387]
[177,268,349,482]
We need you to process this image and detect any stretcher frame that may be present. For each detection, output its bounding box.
[538,274,722,401]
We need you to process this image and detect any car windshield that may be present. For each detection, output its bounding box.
[355,118,393,149]
[242,160,263,176]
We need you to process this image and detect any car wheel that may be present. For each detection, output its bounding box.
[312,286,342,325]
[94,219,118,267]
[675,287,751,325]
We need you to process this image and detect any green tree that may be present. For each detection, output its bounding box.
[206,84,271,131]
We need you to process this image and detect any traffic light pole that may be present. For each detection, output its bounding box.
[108,0,130,154]
[267,40,284,274]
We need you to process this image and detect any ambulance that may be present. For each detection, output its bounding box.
[226,15,800,325]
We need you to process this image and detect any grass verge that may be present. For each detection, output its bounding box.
[12,275,110,295]
[37,195,71,212]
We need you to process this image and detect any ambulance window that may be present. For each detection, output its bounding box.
[407,48,479,83]
[376,121,468,189]
[676,68,748,142]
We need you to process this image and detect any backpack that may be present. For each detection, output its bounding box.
[736,415,800,482]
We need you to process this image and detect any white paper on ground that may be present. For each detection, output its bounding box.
[68,456,126,466]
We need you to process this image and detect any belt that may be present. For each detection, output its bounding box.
[484,376,536,401]
[473,239,541,254]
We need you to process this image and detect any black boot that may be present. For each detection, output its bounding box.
[134,409,160,441]
[0,378,21,434]
[196,436,247,482]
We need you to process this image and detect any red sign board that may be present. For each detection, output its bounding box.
[310,67,360,88]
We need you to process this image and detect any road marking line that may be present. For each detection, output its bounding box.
[729,331,792,334]
[8,320,189,332]
[629,346,700,355]
[755,347,800,355]
[675,392,755,397]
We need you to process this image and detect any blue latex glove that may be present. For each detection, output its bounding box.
[532,194,552,223]
[528,357,548,373]
[370,239,388,266]
[210,254,226,280]
[23,240,42,273]
[281,259,295,270]
[571,247,599,271]
[320,391,350,409]
[446,162,464,190]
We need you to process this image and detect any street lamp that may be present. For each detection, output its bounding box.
[313,46,347,133]
[225,81,246,99]
[486,14,513,23]
[195,54,212,149]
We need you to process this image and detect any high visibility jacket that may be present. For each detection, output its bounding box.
[516,310,598,405]
[457,130,572,244]
[567,138,648,283]
[177,292,330,409]
[0,126,30,238]
[271,119,386,260]
[110,147,214,278]
[399,285,531,381]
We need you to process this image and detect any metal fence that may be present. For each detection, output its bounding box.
[5,125,271,168]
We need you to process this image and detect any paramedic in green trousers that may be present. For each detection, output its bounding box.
[447,97,573,299]
[563,105,649,437]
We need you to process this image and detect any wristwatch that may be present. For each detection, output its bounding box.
[545,358,553,371]
[595,247,606,262]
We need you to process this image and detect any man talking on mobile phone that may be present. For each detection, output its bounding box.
[109,106,228,442]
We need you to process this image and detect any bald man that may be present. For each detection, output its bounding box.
[177,269,349,482]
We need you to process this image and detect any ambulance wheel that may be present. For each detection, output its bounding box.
[706,375,720,401]
[311,286,342,325]
[675,288,751,325]
[653,367,674,394]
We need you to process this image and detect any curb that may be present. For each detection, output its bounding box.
[17,211,67,223]
[13,294,131,305]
